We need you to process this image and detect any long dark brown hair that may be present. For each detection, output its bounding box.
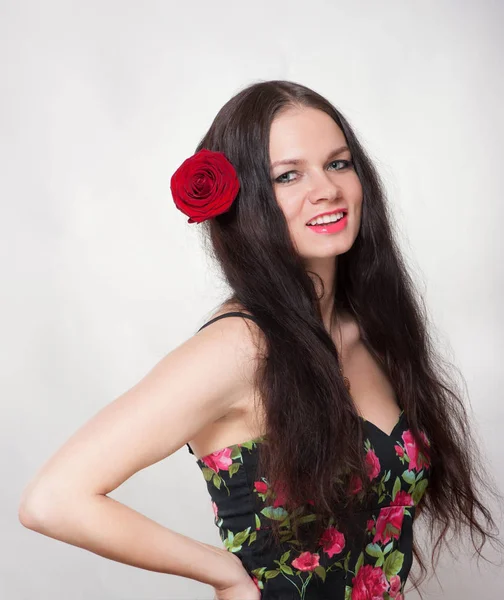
[193,79,503,594]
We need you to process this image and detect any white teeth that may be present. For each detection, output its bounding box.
[307,211,345,226]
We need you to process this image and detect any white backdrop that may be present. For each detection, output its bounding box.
[2,0,503,598]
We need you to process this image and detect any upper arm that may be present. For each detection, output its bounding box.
[20,315,263,518]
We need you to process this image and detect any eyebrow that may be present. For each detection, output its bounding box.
[270,145,350,170]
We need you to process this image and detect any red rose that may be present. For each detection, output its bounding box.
[271,479,288,507]
[254,481,268,494]
[170,148,240,223]
[402,429,431,471]
[391,490,414,507]
[319,525,346,557]
[365,448,381,481]
[202,447,233,473]
[351,564,389,599]
[291,551,320,572]
[350,474,363,495]
[394,444,404,457]
[389,574,402,597]
[373,506,404,545]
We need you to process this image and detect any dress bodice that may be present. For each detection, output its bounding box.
[187,312,432,599]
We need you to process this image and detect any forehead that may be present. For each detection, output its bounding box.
[269,107,346,161]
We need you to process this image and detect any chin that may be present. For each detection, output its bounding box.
[300,239,354,259]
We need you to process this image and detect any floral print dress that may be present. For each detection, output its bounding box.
[187,312,432,599]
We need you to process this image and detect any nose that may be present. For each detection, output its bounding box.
[307,169,341,204]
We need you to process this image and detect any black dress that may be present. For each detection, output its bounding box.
[187,312,432,599]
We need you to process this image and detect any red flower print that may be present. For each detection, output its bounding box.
[389,574,402,597]
[254,480,268,494]
[272,479,288,507]
[202,447,233,473]
[319,526,346,557]
[211,501,218,519]
[351,564,389,599]
[366,518,374,533]
[365,448,381,481]
[373,506,404,544]
[402,429,431,471]
[292,551,320,571]
[391,490,414,507]
[394,444,404,457]
[350,474,363,495]
[373,506,405,545]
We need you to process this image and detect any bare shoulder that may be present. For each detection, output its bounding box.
[198,300,267,355]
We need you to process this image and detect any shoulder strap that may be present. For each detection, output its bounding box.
[197,311,259,332]
[187,311,259,456]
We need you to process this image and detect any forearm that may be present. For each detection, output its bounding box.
[20,493,231,589]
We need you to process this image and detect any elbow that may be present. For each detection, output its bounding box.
[18,481,73,533]
[18,484,52,531]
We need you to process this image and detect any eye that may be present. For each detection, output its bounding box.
[328,159,353,170]
[275,159,353,184]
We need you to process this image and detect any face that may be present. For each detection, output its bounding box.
[269,106,363,265]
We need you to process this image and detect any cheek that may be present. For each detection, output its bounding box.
[276,192,304,223]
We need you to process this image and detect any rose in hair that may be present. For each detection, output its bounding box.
[170,148,240,223]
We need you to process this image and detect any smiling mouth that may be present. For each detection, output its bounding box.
[306,214,348,233]
[306,212,347,227]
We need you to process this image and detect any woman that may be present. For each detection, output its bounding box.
[19,80,502,599]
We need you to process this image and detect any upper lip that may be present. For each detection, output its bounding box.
[306,208,348,225]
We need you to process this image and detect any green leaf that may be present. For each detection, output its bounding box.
[415,469,424,481]
[383,541,394,555]
[260,506,289,521]
[248,531,256,545]
[345,586,352,600]
[255,513,261,529]
[375,554,384,567]
[228,462,240,477]
[280,550,291,564]
[233,527,251,546]
[280,564,294,575]
[264,569,280,579]
[297,513,317,525]
[401,470,416,485]
[365,543,383,558]
[355,551,364,574]
[384,470,391,482]
[412,478,429,504]
[314,565,326,582]
[383,550,404,577]
[392,476,401,501]
[230,447,242,460]
[201,467,214,481]
[240,440,255,450]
